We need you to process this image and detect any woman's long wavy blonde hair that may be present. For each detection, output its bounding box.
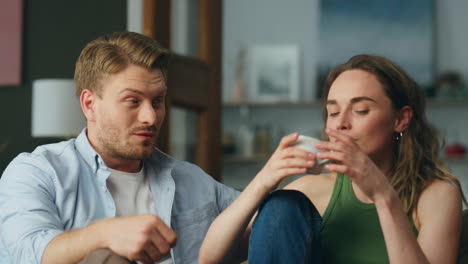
[321,54,466,215]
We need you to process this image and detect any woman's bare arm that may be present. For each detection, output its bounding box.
[199,133,316,263]
[376,180,462,264]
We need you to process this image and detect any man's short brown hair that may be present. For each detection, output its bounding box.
[74,31,170,97]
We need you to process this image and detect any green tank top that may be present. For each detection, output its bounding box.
[320,173,418,263]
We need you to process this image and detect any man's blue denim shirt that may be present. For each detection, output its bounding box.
[0,129,240,263]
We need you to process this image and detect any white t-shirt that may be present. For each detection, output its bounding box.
[80,167,173,264]
[107,167,155,218]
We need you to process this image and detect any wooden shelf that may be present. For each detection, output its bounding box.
[443,156,468,164]
[223,100,321,107]
[223,155,467,164]
[223,99,468,107]
[426,99,468,106]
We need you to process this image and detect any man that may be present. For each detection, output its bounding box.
[0,32,239,264]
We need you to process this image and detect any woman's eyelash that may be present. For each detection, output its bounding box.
[355,110,369,114]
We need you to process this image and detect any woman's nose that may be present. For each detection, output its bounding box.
[336,112,351,131]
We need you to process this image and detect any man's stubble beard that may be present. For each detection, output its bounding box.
[97,127,159,161]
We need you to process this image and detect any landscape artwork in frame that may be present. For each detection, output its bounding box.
[318,0,434,95]
[249,45,299,102]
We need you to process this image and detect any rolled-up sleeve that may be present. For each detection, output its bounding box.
[214,179,240,213]
[0,154,63,263]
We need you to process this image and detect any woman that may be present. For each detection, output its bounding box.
[199,55,465,263]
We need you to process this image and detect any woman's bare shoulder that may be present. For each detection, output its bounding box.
[419,179,462,208]
[415,179,463,229]
[411,179,463,261]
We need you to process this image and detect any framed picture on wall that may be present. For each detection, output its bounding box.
[0,0,23,86]
[248,45,299,102]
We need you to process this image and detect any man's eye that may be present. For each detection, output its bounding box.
[153,97,164,105]
[329,112,339,117]
[126,99,139,105]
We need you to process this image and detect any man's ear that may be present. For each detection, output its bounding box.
[394,105,413,133]
[80,89,97,122]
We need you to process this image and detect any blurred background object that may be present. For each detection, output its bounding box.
[31,79,85,138]
[437,72,468,100]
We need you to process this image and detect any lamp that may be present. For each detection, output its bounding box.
[31,79,86,137]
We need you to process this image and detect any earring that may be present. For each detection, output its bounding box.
[396,131,403,141]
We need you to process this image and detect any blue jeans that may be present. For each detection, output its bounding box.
[248,190,322,264]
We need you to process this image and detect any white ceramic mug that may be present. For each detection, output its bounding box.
[291,135,329,174]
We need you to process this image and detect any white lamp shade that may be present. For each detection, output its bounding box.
[31,79,86,137]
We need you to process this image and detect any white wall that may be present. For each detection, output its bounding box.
[127,0,143,33]
[223,0,468,102]
[222,0,320,102]
[435,0,468,80]
[170,0,198,56]
[222,0,468,190]
[222,0,468,145]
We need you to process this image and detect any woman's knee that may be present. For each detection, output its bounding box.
[255,189,321,225]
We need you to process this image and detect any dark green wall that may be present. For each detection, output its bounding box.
[0,0,127,173]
